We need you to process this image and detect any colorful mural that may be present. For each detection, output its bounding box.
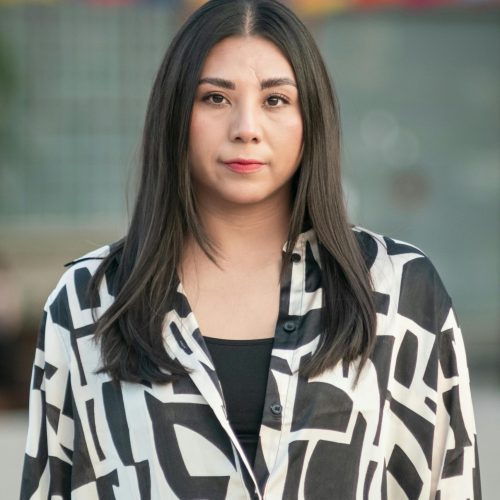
[0,0,498,11]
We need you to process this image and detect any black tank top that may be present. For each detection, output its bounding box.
[204,336,274,467]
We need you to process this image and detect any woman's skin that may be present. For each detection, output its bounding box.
[180,35,304,340]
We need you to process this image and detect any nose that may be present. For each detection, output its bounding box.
[229,101,262,143]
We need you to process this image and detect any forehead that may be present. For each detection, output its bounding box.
[201,36,295,79]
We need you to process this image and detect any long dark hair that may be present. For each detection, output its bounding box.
[89,0,376,384]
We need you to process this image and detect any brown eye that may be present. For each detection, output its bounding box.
[211,94,225,104]
[266,94,290,107]
[203,93,227,105]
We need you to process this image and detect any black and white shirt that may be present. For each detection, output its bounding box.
[20,227,481,499]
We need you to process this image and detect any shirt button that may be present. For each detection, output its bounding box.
[270,403,282,415]
[283,321,296,333]
[291,253,301,263]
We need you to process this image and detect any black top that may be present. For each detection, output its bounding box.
[204,336,274,466]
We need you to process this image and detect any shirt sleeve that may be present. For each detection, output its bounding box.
[20,296,74,499]
[430,303,481,499]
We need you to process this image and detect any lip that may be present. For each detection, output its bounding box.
[223,158,265,174]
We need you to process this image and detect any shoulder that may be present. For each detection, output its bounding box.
[62,244,112,269]
[44,242,121,334]
[352,225,452,334]
[49,243,112,300]
[352,224,435,279]
[352,225,425,269]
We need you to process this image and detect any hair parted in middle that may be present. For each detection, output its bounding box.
[89,0,377,385]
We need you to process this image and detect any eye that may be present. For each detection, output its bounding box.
[266,93,290,107]
[202,93,228,106]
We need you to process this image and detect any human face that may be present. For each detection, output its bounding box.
[188,36,304,210]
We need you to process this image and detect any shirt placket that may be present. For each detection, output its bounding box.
[252,233,307,499]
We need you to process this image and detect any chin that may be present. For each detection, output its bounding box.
[214,185,278,206]
[195,179,290,209]
[223,193,270,206]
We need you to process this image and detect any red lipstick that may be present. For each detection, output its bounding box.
[223,158,265,174]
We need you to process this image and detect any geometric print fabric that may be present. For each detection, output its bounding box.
[20,226,481,499]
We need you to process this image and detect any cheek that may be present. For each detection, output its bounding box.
[188,112,206,154]
[274,116,303,160]
[189,115,219,169]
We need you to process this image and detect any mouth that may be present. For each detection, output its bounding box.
[223,159,265,174]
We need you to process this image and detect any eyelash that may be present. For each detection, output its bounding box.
[202,92,290,108]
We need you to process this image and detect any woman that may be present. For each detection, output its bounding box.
[20,1,481,499]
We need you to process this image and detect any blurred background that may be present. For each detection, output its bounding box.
[0,0,498,497]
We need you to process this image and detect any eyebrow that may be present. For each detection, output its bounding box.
[198,76,297,90]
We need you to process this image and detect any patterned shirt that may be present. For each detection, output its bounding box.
[20,226,481,499]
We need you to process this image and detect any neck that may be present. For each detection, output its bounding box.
[189,189,292,266]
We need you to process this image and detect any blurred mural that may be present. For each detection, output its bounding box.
[0,1,499,412]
